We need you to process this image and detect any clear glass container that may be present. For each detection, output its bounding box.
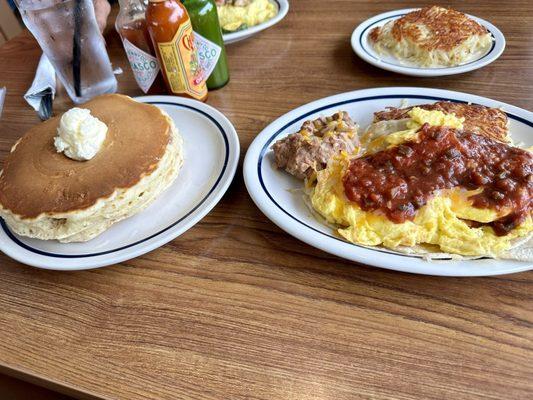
[15,0,117,104]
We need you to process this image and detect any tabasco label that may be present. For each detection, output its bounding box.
[157,20,207,100]
[194,32,221,80]
[123,39,160,94]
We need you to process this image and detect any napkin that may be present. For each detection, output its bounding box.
[24,54,56,120]
[0,87,5,120]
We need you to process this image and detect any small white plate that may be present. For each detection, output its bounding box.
[351,8,506,77]
[243,87,533,277]
[223,0,289,44]
[0,96,240,270]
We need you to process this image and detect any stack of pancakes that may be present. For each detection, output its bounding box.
[0,94,183,242]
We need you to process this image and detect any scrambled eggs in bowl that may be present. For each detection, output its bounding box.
[309,108,533,258]
[217,0,277,33]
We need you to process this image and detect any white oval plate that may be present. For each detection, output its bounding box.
[243,87,533,276]
[222,0,289,44]
[351,8,506,77]
[0,96,240,270]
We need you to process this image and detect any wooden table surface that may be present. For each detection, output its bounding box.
[0,1,532,399]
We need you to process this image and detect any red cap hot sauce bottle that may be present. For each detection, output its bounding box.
[146,0,208,102]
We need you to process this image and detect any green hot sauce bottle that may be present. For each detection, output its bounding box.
[182,0,230,89]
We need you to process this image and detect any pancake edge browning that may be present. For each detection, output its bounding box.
[0,112,183,242]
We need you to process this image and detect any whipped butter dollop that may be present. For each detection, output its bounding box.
[54,108,108,161]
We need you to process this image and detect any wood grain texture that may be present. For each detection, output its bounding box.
[0,1,22,40]
[0,1,532,399]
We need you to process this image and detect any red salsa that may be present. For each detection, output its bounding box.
[343,124,533,236]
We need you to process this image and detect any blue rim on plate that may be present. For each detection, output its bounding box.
[358,13,497,70]
[257,94,533,260]
[0,101,230,259]
[351,9,506,77]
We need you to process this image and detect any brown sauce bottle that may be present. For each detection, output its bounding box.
[116,0,167,94]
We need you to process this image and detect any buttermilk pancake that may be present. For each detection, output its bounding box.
[365,102,510,145]
[0,94,183,243]
[369,6,493,67]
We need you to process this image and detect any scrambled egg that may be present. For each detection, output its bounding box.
[364,107,464,153]
[310,108,532,257]
[218,0,277,33]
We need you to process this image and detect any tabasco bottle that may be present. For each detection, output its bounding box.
[146,0,208,102]
[116,0,166,94]
[182,0,230,89]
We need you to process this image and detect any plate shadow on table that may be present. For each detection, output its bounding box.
[0,372,80,400]
[340,40,500,94]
